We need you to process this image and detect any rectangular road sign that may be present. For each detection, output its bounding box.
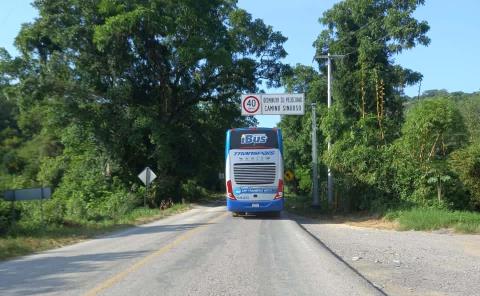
[262,93,304,115]
[241,93,304,115]
[3,187,52,201]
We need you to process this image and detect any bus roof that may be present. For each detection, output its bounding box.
[228,127,279,132]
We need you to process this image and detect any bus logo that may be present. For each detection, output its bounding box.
[241,134,268,145]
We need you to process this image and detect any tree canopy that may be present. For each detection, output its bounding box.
[0,0,290,226]
[315,0,429,131]
[280,0,432,210]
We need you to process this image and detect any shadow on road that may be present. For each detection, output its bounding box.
[104,222,213,239]
[0,221,217,295]
[193,199,226,208]
[237,212,290,221]
[0,250,148,296]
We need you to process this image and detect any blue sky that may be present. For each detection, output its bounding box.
[1,1,479,127]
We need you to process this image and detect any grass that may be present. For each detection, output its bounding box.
[386,208,480,233]
[0,203,190,261]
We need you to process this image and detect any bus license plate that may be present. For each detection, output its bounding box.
[252,203,259,208]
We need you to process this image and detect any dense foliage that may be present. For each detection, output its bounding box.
[280,0,479,212]
[1,0,479,236]
[0,0,289,232]
[278,65,327,194]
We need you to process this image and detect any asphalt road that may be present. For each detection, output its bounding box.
[0,205,383,296]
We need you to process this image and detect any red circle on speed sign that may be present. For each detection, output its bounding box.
[242,95,260,114]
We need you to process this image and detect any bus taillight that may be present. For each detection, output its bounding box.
[226,180,236,200]
[274,179,283,199]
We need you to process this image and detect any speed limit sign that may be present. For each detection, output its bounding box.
[241,95,261,115]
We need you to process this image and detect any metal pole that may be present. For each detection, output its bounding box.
[40,187,44,227]
[315,53,344,207]
[311,103,319,206]
[11,190,16,227]
[327,53,334,206]
[145,168,150,208]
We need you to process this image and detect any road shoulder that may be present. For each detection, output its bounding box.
[290,212,480,296]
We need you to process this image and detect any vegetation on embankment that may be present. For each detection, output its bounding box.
[285,195,480,234]
[385,208,480,233]
[0,0,284,236]
[0,203,190,261]
[280,0,480,215]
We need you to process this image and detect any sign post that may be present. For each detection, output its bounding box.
[138,167,157,208]
[311,103,319,207]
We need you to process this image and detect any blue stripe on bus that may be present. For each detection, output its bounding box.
[225,130,231,160]
[227,198,284,212]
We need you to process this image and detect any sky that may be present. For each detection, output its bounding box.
[1,1,479,127]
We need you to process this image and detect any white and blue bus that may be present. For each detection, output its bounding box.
[225,128,284,216]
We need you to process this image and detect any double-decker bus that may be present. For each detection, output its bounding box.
[225,128,284,216]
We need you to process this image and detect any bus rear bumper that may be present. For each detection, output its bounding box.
[226,198,284,212]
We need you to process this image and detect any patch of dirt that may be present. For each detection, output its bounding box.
[319,214,400,230]
[463,241,480,257]
[345,218,400,230]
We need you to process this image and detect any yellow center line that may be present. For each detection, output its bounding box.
[84,211,228,296]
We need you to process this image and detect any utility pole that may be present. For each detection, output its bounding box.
[311,103,319,206]
[316,53,345,207]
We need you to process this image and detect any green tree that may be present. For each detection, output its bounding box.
[449,142,480,209]
[311,0,430,210]
[9,0,289,201]
[399,99,466,164]
[315,0,429,140]
[395,98,467,204]
[457,94,480,142]
[279,65,327,194]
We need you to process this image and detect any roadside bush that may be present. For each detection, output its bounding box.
[37,156,66,189]
[322,116,400,211]
[52,149,135,222]
[0,200,11,234]
[180,179,208,202]
[42,199,66,225]
[102,190,137,221]
[449,142,480,209]
[393,98,468,206]
[294,166,312,194]
[2,151,25,174]
[150,175,178,205]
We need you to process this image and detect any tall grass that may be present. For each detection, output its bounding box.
[388,208,480,233]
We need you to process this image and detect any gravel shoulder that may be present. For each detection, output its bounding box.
[294,215,480,296]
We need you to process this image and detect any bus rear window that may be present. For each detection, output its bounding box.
[229,130,278,150]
